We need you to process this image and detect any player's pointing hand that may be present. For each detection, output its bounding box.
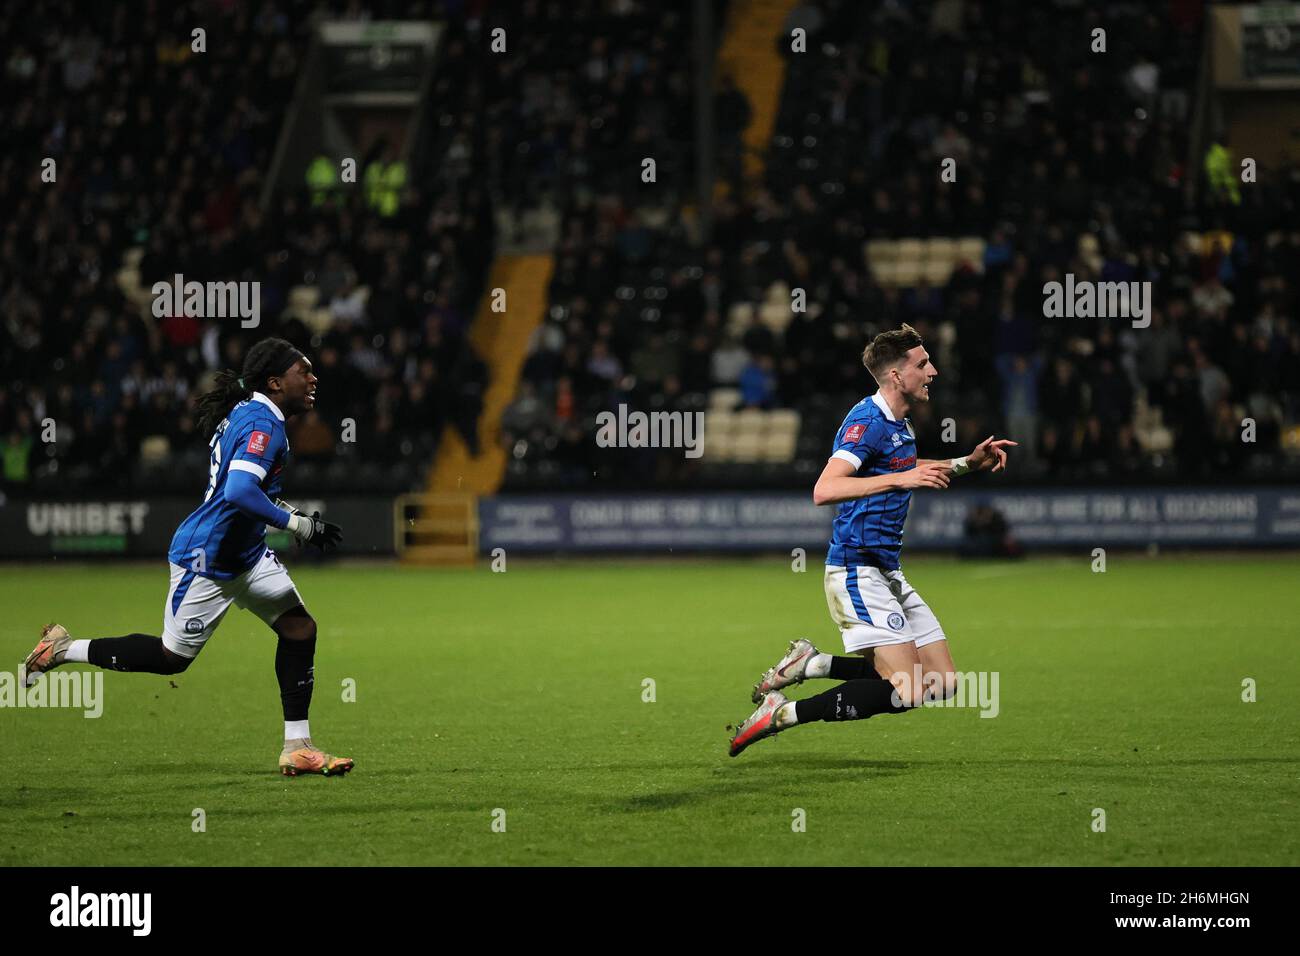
[968,435,1018,473]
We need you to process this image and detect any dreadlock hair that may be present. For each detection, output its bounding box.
[862,323,924,383]
[194,337,303,436]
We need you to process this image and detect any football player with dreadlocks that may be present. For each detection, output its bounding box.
[23,338,353,776]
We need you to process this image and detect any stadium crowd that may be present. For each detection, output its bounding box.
[0,0,492,495]
[505,0,1300,486]
[2,0,1297,498]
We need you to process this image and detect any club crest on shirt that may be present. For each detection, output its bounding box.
[246,431,270,455]
[844,423,865,443]
[891,432,902,446]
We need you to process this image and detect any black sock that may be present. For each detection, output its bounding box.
[86,634,187,674]
[828,656,877,680]
[275,636,316,722]
[794,678,911,724]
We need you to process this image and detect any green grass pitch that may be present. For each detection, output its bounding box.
[2,555,1297,866]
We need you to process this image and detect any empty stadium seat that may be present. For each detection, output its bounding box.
[763,409,801,463]
[763,429,798,462]
[288,285,321,315]
[734,408,767,435]
[955,237,985,271]
[865,239,898,266]
[896,239,924,264]
[768,408,801,433]
[727,301,755,336]
[705,409,735,438]
[872,259,899,286]
[139,435,171,464]
[706,429,736,461]
[730,432,764,463]
[893,258,922,287]
[922,258,952,284]
[709,387,741,410]
[304,307,335,335]
[923,237,957,264]
[760,298,795,335]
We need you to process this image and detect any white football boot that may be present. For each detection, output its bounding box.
[752,638,819,703]
[22,624,74,688]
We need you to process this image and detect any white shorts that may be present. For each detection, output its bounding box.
[162,548,303,658]
[824,564,947,653]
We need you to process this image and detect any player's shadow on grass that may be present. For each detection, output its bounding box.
[0,787,97,807]
[603,758,910,813]
[721,755,912,773]
[101,800,476,821]
[862,756,1300,769]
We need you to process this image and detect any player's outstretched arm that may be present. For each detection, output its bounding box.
[224,478,343,550]
[813,456,949,506]
[919,437,1018,476]
[225,469,294,528]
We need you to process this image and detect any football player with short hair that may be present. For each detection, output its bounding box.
[730,324,1016,756]
[23,337,352,776]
